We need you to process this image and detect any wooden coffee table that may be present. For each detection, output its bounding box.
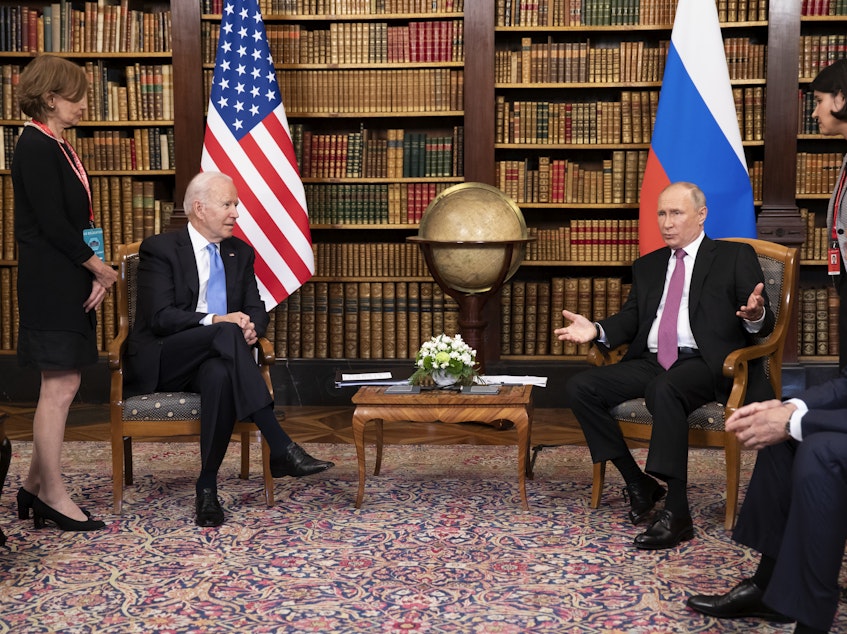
[351,385,534,509]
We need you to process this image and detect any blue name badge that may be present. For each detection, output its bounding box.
[83,227,105,261]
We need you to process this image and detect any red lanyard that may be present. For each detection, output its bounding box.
[26,120,93,223]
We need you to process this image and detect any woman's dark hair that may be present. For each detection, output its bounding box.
[810,59,847,122]
[17,55,87,122]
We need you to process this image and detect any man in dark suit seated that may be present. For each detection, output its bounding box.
[686,382,847,633]
[123,171,334,527]
[555,181,774,549]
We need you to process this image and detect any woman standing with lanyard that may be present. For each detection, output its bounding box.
[12,55,117,531]
[813,59,847,369]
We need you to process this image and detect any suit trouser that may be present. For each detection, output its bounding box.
[565,353,715,482]
[156,322,278,476]
[733,434,847,631]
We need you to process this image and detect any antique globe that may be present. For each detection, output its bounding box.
[408,182,531,372]
[415,182,528,293]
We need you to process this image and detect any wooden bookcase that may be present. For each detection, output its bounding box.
[0,0,841,404]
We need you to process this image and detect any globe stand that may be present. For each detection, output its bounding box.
[407,238,533,373]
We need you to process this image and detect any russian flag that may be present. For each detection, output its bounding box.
[639,0,756,255]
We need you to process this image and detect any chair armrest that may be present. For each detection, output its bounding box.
[721,338,781,417]
[587,343,628,367]
[256,337,275,367]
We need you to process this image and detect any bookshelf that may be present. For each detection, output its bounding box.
[794,7,847,364]
[492,0,772,361]
[199,1,467,361]
[0,0,181,355]
[0,0,840,407]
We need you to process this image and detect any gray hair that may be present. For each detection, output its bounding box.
[183,171,235,215]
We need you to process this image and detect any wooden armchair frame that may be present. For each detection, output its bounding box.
[108,241,275,513]
[587,238,798,530]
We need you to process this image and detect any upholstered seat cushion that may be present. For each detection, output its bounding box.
[123,393,201,421]
[610,398,726,432]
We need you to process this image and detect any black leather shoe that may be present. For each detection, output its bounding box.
[195,489,224,527]
[623,477,666,525]
[686,579,794,623]
[633,509,694,549]
[270,443,335,478]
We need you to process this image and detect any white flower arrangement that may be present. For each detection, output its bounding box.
[410,333,478,386]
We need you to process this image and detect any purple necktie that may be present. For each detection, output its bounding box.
[657,249,686,370]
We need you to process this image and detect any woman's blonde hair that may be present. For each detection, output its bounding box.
[18,55,88,122]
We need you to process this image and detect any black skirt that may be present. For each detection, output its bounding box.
[17,326,99,370]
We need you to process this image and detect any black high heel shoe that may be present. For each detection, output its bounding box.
[32,498,106,532]
[17,487,36,520]
[17,488,91,521]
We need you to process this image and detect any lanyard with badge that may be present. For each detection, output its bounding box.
[829,166,847,275]
[26,119,105,260]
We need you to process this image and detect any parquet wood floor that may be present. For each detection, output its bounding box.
[1,403,589,447]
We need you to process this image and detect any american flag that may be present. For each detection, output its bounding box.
[201,0,313,309]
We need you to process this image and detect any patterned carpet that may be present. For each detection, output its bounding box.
[0,441,844,633]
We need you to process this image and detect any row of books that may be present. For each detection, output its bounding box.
[799,208,832,262]
[313,242,430,278]
[796,153,845,195]
[0,271,840,362]
[89,176,171,262]
[266,281,461,360]
[275,69,464,114]
[294,127,463,179]
[798,285,839,357]
[496,37,765,85]
[0,175,171,264]
[799,36,847,81]
[0,2,171,54]
[63,127,175,172]
[497,151,645,205]
[202,20,465,66]
[501,277,630,357]
[496,151,761,206]
[802,0,847,16]
[524,220,641,264]
[496,93,657,145]
[201,0,464,15]
[0,63,174,123]
[497,0,767,27]
[304,181,451,225]
[496,40,668,85]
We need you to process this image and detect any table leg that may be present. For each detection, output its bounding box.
[512,409,531,511]
[351,412,368,509]
[373,419,384,476]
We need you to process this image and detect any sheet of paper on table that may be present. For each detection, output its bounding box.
[335,369,413,387]
[476,375,548,387]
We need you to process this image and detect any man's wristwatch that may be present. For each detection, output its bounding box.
[594,322,602,341]
[784,417,792,439]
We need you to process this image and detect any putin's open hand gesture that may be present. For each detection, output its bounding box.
[555,310,597,344]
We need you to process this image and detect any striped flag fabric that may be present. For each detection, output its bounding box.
[638,0,756,255]
[201,0,313,309]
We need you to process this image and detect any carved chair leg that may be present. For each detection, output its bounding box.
[591,461,606,509]
[260,437,274,507]
[123,436,134,486]
[724,444,742,530]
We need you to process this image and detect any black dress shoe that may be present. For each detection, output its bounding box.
[633,509,694,549]
[687,579,794,623]
[195,489,224,527]
[270,443,335,478]
[623,477,666,525]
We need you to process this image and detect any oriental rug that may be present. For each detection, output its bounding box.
[0,441,844,633]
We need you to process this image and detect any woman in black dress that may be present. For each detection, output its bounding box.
[12,55,117,531]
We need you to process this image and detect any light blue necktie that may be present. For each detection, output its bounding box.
[206,243,227,316]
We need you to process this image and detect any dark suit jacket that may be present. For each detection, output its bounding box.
[599,237,776,403]
[794,365,847,436]
[123,226,269,396]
